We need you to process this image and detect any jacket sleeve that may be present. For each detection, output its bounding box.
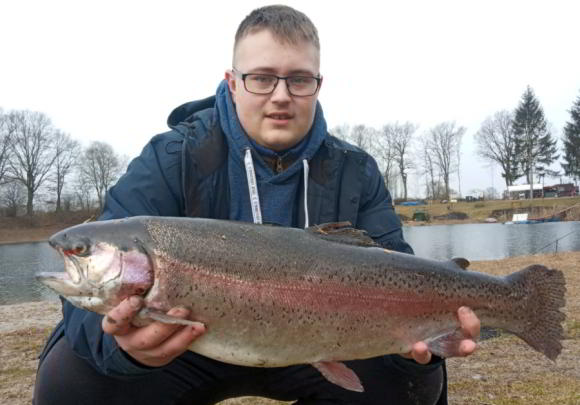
[62,133,184,378]
[355,155,413,254]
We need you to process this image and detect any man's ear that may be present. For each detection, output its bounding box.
[224,70,237,104]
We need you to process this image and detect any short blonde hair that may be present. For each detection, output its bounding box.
[233,5,320,64]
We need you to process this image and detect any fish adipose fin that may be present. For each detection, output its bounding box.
[139,308,205,327]
[312,361,364,392]
[307,222,379,248]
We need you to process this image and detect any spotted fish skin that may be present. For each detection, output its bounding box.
[39,216,566,369]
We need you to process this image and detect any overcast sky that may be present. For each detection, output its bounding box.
[2,0,579,197]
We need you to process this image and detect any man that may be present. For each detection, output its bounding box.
[34,5,479,404]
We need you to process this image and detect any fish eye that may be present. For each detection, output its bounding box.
[75,244,90,256]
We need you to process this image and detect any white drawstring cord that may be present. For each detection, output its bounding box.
[244,148,262,224]
[303,159,309,228]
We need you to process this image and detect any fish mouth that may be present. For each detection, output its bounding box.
[37,248,99,296]
[35,268,87,297]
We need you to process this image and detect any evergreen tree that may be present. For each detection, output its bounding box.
[512,86,558,198]
[562,91,580,184]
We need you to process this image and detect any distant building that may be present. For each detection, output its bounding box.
[544,183,578,197]
[506,184,543,199]
[507,183,578,199]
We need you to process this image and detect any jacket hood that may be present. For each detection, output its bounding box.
[167,95,216,128]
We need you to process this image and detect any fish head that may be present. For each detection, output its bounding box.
[36,219,154,314]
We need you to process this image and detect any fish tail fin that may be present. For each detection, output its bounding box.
[506,264,566,361]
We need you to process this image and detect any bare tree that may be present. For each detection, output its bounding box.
[73,174,95,212]
[475,110,520,187]
[484,187,498,200]
[349,124,376,154]
[330,124,350,142]
[425,122,466,199]
[418,136,438,199]
[331,124,377,155]
[0,181,26,217]
[0,109,14,185]
[79,141,122,211]
[6,110,57,215]
[383,122,417,200]
[456,132,463,197]
[51,131,81,212]
[375,125,397,192]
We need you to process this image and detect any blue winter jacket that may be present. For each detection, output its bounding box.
[40,95,445,386]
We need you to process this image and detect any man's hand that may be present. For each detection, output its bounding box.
[102,296,206,367]
[402,306,480,364]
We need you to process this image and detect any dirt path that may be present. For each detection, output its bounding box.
[1,252,579,404]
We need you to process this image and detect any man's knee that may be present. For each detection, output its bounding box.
[33,337,134,405]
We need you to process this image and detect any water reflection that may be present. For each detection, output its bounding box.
[404,221,580,260]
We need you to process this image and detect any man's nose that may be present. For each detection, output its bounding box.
[270,79,292,102]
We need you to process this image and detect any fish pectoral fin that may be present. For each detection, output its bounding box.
[424,328,470,358]
[139,308,205,327]
[312,361,364,392]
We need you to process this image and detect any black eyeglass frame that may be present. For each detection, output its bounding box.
[232,68,322,97]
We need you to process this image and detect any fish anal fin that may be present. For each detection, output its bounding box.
[307,222,379,248]
[424,328,470,358]
[450,257,470,270]
[312,361,364,392]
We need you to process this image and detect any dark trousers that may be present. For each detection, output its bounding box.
[34,337,444,405]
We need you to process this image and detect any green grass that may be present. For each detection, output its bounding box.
[396,196,580,222]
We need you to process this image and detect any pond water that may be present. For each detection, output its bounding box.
[0,241,62,305]
[404,221,580,260]
[1,221,579,305]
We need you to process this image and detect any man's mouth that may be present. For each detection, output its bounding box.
[267,113,293,120]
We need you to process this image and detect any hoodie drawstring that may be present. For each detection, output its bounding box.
[243,148,310,228]
[244,148,263,224]
[302,159,310,228]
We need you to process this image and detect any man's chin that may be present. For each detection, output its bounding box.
[257,130,305,151]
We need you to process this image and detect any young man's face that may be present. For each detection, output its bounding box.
[225,29,322,152]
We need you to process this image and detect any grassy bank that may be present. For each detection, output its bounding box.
[396,196,580,224]
[1,252,578,405]
[0,211,96,244]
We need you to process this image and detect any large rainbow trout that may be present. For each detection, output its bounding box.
[37,216,566,392]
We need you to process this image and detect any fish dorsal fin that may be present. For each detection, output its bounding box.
[450,257,470,270]
[307,222,379,248]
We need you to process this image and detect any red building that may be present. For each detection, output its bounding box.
[543,183,578,197]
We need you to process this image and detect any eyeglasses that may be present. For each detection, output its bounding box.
[232,68,321,97]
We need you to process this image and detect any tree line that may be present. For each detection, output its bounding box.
[2,86,579,215]
[332,86,580,200]
[0,109,126,216]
